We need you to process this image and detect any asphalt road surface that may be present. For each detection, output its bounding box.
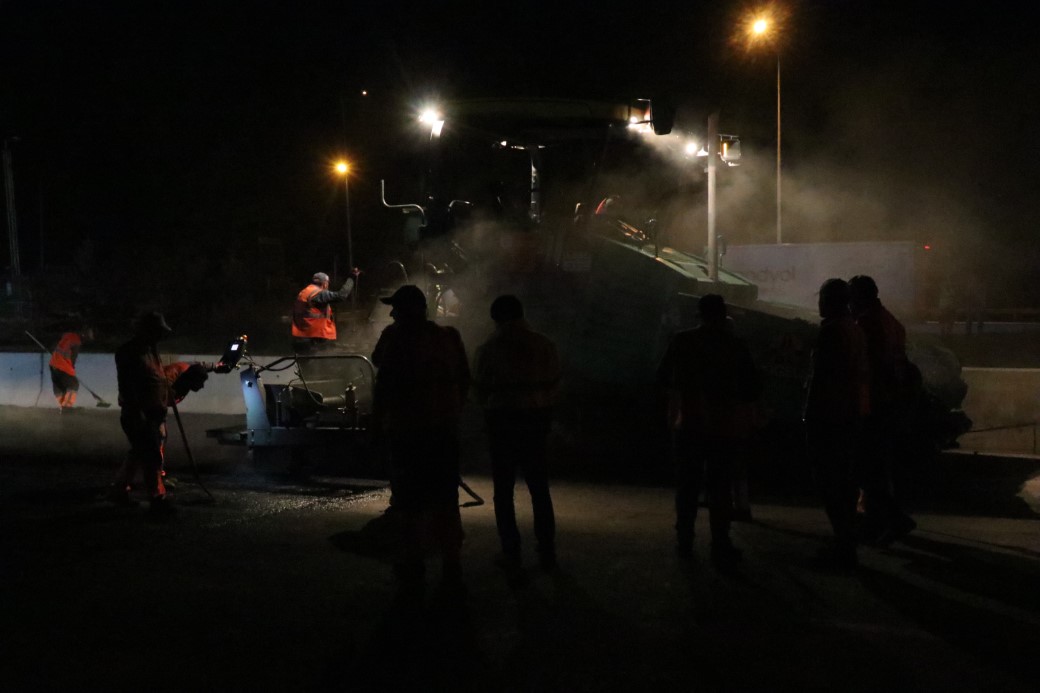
[1,405,1038,692]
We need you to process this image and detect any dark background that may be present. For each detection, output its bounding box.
[2,0,1039,326]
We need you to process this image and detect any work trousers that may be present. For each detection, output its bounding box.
[389,431,464,578]
[486,408,556,558]
[674,429,738,547]
[806,420,861,550]
[292,337,334,356]
[118,410,167,500]
[50,367,79,408]
[859,412,913,535]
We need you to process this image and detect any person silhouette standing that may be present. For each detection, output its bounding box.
[805,279,870,569]
[371,285,470,603]
[473,295,561,572]
[658,294,761,566]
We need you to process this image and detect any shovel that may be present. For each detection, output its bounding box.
[24,330,113,408]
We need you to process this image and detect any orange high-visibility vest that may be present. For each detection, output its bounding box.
[163,362,191,406]
[49,333,81,376]
[291,285,336,340]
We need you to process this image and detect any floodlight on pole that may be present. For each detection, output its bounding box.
[419,108,445,138]
[333,159,356,305]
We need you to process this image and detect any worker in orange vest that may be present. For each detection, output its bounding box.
[49,328,95,411]
[156,360,229,488]
[291,269,359,354]
[112,356,229,502]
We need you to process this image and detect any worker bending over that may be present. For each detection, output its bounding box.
[49,327,94,411]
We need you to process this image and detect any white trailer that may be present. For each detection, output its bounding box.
[722,241,929,319]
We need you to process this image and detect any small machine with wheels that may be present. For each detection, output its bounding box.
[208,342,384,481]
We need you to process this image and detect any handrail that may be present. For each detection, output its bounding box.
[961,421,1037,434]
[380,180,426,225]
[960,420,1039,454]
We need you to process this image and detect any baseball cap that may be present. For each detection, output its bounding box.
[380,285,427,311]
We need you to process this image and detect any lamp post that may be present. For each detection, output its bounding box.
[707,112,719,282]
[334,160,355,306]
[751,17,782,244]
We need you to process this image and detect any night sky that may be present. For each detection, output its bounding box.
[2,1,1039,306]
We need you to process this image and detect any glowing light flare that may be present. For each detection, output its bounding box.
[418,108,441,124]
[334,161,349,175]
[684,141,699,156]
[419,107,445,137]
[626,103,653,133]
[736,3,790,53]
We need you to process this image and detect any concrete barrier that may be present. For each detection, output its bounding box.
[4,357,1038,456]
[959,367,1040,455]
[0,352,304,414]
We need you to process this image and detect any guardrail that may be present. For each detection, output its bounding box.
[959,421,1039,455]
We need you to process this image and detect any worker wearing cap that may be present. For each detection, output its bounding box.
[49,327,94,411]
[111,311,175,512]
[371,284,470,599]
[291,269,359,354]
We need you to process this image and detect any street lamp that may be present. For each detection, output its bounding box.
[333,159,356,306]
[749,15,783,244]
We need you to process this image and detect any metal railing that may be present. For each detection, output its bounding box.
[959,420,1039,455]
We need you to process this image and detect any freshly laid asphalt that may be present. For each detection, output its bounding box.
[1,406,1038,692]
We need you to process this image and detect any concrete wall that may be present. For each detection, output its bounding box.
[0,352,301,414]
[959,367,1040,455]
[4,357,1039,455]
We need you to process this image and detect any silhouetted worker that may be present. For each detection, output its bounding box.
[49,327,94,411]
[805,278,870,569]
[111,312,175,514]
[725,315,755,522]
[657,294,761,566]
[849,275,917,545]
[473,295,561,572]
[291,269,358,354]
[371,285,470,601]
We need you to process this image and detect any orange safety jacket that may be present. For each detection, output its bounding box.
[163,362,191,406]
[49,333,82,376]
[292,285,337,340]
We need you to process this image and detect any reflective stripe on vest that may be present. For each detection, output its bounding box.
[291,285,336,340]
